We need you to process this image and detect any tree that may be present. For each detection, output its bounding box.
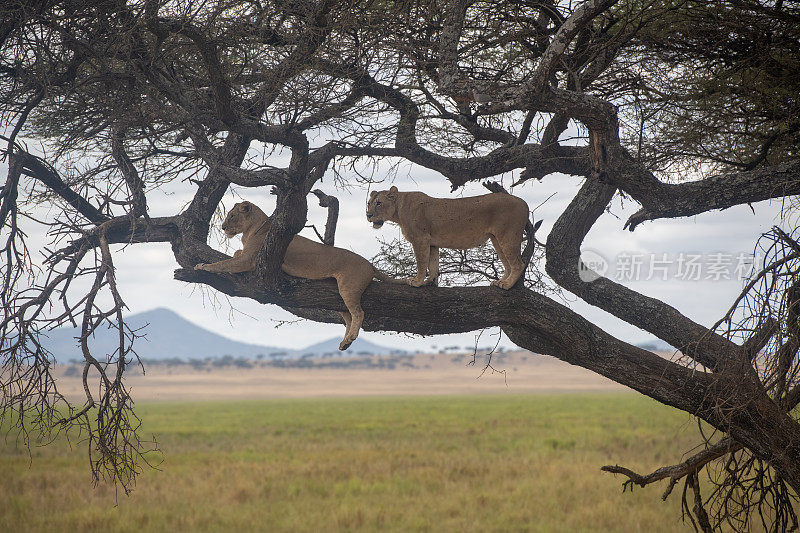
[1,0,798,529]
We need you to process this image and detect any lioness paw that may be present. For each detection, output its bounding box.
[492,279,514,290]
[406,278,426,287]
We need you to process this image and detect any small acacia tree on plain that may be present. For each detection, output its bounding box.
[1,0,799,530]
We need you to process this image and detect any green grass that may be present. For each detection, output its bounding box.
[1,394,700,532]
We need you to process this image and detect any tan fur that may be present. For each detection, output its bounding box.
[366,187,530,289]
[195,201,397,350]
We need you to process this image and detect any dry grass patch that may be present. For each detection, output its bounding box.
[2,394,698,531]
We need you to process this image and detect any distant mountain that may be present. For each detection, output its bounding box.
[40,307,403,362]
[41,308,284,361]
[297,337,408,357]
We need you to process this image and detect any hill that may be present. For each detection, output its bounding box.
[40,308,402,361]
[296,337,408,357]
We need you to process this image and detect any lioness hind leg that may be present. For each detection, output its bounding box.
[340,311,352,332]
[489,235,512,287]
[336,276,369,350]
[492,232,525,290]
[338,302,364,351]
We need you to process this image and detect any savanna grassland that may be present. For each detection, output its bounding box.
[1,394,702,532]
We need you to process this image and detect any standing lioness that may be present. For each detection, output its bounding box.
[195,201,398,350]
[366,187,531,289]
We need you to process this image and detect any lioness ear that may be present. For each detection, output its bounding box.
[242,203,250,213]
[389,186,398,194]
[369,191,378,199]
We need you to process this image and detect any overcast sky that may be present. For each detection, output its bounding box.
[4,153,787,353]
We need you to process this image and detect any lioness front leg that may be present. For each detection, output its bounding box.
[194,250,255,274]
[425,246,439,286]
[408,241,431,287]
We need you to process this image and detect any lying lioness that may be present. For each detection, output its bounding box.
[195,201,398,350]
[366,186,531,289]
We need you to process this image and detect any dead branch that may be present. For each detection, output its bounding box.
[311,189,339,246]
[602,437,739,500]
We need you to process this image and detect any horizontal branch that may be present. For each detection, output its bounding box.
[173,266,715,420]
[317,60,592,188]
[624,159,800,231]
[51,216,178,260]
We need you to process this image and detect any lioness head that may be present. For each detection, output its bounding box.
[221,201,267,237]
[366,186,398,229]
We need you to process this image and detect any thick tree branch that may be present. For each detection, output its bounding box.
[51,216,179,260]
[437,0,469,92]
[182,133,250,240]
[174,265,714,417]
[545,179,740,369]
[11,151,108,225]
[741,317,778,358]
[111,127,148,218]
[256,142,312,286]
[523,0,618,98]
[624,159,800,231]
[0,153,22,228]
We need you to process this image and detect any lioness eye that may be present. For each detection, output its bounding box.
[375,201,382,207]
